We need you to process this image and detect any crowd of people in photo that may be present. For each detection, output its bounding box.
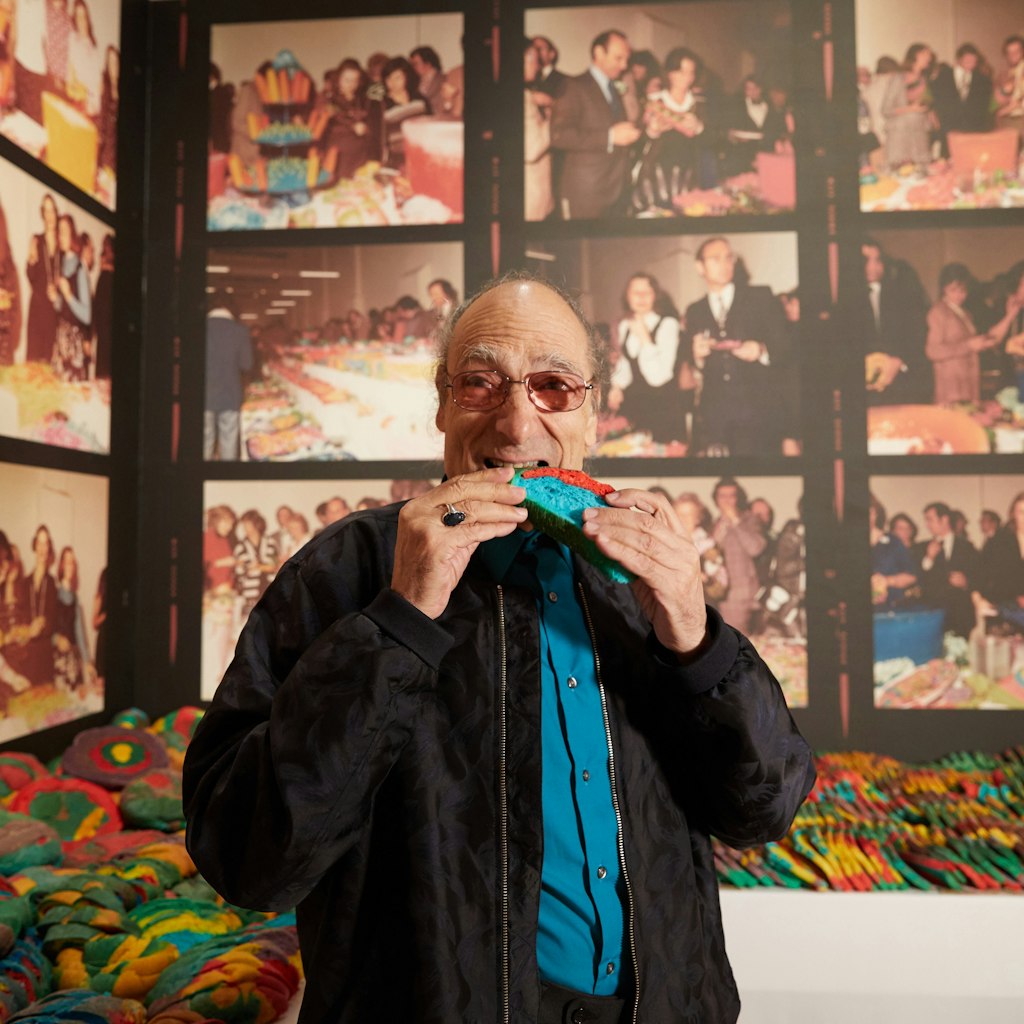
[209,43,463,179]
[0,0,119,187]
[870,491,1024,641]
[0,190,113,378]
[204,279,457,461]
[853,237,1024,408]
[0,523,104,708]
[524,28,795,219]
[584,237,799,455]
[857,34,1024,175]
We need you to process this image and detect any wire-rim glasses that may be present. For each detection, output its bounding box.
[446,369,594,413]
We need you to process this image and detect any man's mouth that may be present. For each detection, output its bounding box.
[483,459,549,469]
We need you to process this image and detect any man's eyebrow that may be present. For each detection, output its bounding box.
[453,344,587,378]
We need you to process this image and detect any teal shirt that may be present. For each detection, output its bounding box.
[480,530,624,995]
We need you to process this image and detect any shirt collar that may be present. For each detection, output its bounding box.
[589,64,613,100]
[478,528,572,582]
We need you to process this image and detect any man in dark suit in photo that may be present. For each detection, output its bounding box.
[917,501,979,639]
[930,43,994,155]
[531,36,569,100]
[684,237,792,456]
[550,29,641,220]
[855,238,929,406]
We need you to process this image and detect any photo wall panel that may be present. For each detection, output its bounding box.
[869,474,1023,710]
[524,1,797,221]
[0,461,108,744]
[207,13,464,231]
[855,0,1024,213]
[204,240,461,461]
[525,231,800,458]
[0,0,121,208]
[0,153,114,453]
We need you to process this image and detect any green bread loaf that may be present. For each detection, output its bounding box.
[512,467,634,584]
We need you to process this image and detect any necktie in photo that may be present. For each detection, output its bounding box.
[607,82,625,122]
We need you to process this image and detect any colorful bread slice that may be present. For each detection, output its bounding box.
[512,467,634,584]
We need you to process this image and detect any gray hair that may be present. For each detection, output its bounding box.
[432,270,609,410]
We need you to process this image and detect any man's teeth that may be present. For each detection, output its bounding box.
[485,459,548,468]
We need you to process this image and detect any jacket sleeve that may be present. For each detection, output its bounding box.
[183,515,454,911]
[648,607,816,847]
[551,78,609,153]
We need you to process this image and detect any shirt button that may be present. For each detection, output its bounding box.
[582,769,590,782]
[596,865,607,879]
[567,676,578,689]
[547,591,558,603]
[606,962,615,975]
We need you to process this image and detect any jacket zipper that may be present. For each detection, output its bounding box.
[578,583,640,1024]
[497,585,510,1024]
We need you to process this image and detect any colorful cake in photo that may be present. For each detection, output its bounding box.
[512,467,634,584]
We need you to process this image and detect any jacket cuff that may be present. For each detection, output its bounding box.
[646,605,741,696]
[363,588,454,671]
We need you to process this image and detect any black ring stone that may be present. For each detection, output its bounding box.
[442,508,466,527]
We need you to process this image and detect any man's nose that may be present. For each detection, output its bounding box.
[493,381,539,435]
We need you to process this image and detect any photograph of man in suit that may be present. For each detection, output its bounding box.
[685,237,792,456]
[531,36,569,100]
[550,29,641,220]
[930,43,994,155]
[857,237,929,405]
[918,501,978,639]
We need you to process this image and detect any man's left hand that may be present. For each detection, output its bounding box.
[582,488,707,656]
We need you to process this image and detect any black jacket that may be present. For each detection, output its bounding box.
[183,504,815,1023]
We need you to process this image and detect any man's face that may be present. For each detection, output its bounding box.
[958,52,978,73]
[593,35,630,81]
[409,54,428,79]
[924,508,950,537]
[744,79,763,102]
[980,513,998,537]
[715,485,739,512]
[697,241,736,289]
[862,245,884,284]
[533,37,554,68]
[1006,41,1024,68]
[750,499,772,527]
[326,498,350,523]
[436,282,597,477]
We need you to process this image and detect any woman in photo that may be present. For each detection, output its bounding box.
[91,233,113,380]
[523,38,553,221]
[53,545,90,691]
[25,192,61,364]
[66,0,100,116]
[325,58,380,179]
[672,492,729,604]
[232,509,277,617]
[879,43,934,172]
[23,525,57,686]
[379,56,428,170]
[606,272,683,444]
[0,534,29,676]
[97,45,119,173]
[0,198,21,365]
[91,565,106,689]
[203,505,238,684]
[925,263,1010,405]
[52,212,91,381]
[44,0,71,95]
[870,495,920,609]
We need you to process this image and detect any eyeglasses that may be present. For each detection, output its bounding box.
[446,369,594,413]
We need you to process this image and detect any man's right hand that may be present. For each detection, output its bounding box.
[611,121,641,147]
[391,467,528,619]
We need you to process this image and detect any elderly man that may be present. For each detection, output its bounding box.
[184,274,814,1024]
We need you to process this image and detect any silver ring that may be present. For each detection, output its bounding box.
[442,503,466,527]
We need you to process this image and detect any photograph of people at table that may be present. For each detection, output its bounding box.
[870,474,1024,709]
[204,241,461,461]
[525,231,800,457]
[0,154,114,453]
[856,0,1024,212]
[841,227,1024,454]
[207,13,463,230]
[524,1,796,220]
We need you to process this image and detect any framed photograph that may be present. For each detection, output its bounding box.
[869,474,1024,709]
[856,0,1024,212]
[843,227,1024,454]
[0,461,108,743]
[200,476,435,698]
[0,153,114,452]
[0,0,121,208]
[524,1,796,221]
[207,13,464,231]
[526,231,800,457]
[203,240,461,462]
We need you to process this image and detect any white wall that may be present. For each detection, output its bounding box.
[211,14,463,87]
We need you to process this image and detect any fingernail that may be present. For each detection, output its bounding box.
[606,491,619,500]
[511,486,526,499]
[583,520,599,535]
[515,506,529,518]
[582,507,597,520]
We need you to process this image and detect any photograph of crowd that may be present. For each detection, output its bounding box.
[0,0,120,208]
[843,227,1024,454]
[207,14,463,231]
[202,474,807,706]
[524,2,796,221]
[870,474,1024,709]
[0,462,107,743]
[204,241,460,461]
[201,477,435,698]
[526,231,800,457]
[0,154,113,452]
[856,0,1024,211]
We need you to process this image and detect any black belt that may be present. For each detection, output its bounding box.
[538,981,626,1024]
